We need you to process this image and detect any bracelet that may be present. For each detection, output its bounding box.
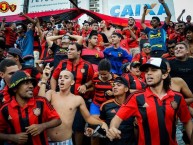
[84,83,88,89]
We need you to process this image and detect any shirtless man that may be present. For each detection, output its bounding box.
[38,67,108,145]
[100,20,115,43]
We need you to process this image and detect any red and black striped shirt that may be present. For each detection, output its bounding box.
[117,88,191,145]
[92,73,118,106]
[0,97,60,145]
[52,58,94,99]
[122,73,146,90]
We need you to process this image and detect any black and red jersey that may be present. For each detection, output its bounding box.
[122,73,146,90]
[162,53,176,60]
[92,73,118,106]
[0,97,60,145]
[100,99,136,145]
[132,51,150,65]
[52,58,94,99]
[117,88,191,145]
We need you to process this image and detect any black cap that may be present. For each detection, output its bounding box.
[130,61,141,68]
[8,47,24,63]
[140,57,167,72]
[114,77,129,87]
[9,71,37,89]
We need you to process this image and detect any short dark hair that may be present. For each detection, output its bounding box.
[98,59,111,72]
[184,25,193,35]
[176,41,189,49]
[16,22,27,32]
[0,59,17,73]
[167,39,177,45]
[69,42,83,52]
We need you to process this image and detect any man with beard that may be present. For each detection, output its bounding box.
[0,71,61,145]
[107,57,192,145]
[141,0,171,57]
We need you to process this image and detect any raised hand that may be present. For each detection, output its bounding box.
[158,0,165,4]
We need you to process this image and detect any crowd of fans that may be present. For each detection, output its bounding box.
[0,0,193,145]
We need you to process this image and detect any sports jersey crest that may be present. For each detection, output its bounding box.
[81,68,85,73]
[33,108,41,116]
[170,101,178,110]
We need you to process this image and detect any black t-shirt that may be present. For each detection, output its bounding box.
[169,58,193,93]
[100,99,136,145]
[50,43,68,68]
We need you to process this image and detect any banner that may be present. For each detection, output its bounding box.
[105,0,176,21]
[28,0,70,13]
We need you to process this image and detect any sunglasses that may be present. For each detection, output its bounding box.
[143,45,151,48]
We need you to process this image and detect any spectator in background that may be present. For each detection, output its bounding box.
[81,20,91,46]
[90,21,99,31]
[100,20,115,43]
[6,47,42,82]
[81,30,104,72]
[177,9,192,26]
[141,0,171,57]
[122,61,146,93]
[0,59,19,105]
[167,21,175,37]
[122,17,140,56]
[0,18,16,49]
[16,12,37,66]
[104,31,132,76]
[132,42,151,64]
[162,39,176,60]
[169,42,193,93]
[168,22,186,43]
[185,25,193,56]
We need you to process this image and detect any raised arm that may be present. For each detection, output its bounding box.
[68,34,83,45]
[19,12,36,24]
[46,35,63,47]
[177,9,185,23]
[158,0,171,24]
[141,5,148,29]
[0,18,6,31]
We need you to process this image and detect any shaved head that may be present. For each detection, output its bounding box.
[59,70,74,80]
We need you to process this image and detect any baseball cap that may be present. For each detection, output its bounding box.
[9,71,37,89]
[114,76,129,87]
[130,61,141,68]
[7,47,24,63]
[112,30,124,39]
[140,57,167,72]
